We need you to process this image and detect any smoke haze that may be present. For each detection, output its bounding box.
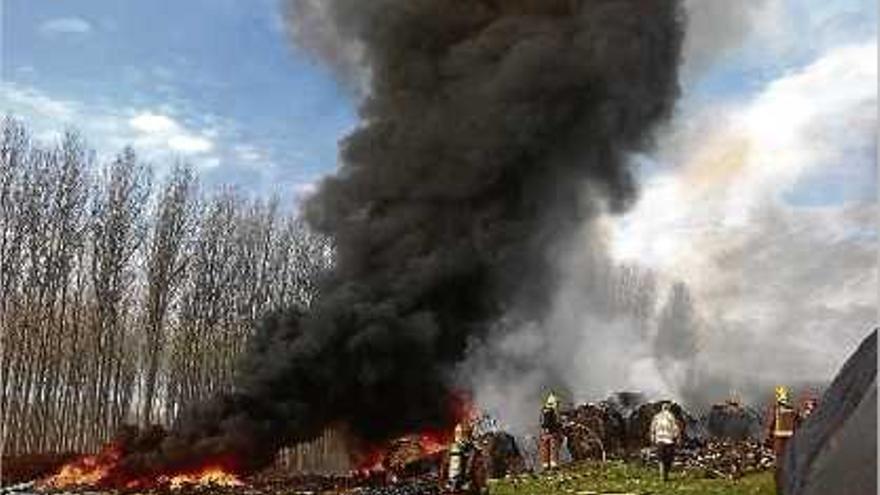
[680,0,779,79]
[465,28,877,437]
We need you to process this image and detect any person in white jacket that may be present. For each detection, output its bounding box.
[650,402,682,481]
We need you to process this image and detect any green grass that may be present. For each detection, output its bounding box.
[488,461,776,495]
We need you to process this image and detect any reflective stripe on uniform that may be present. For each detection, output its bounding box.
[448,453,462,481]
[774,405,795,437]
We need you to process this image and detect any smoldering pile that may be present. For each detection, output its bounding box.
[559,402,626,460]
[558,394,774,479]
[680,400,773,478]
[559,394,700,462]
[379,428,525,481]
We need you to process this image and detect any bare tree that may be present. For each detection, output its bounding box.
[167,190,240,417]
[0,117,32,454]
[86,147,151,445]
[139,164,197,426]
[0,117,30,317]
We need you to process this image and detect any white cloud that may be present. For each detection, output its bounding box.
[234,144,265,162]
[200,157,221,169]
[130,112,177,133]
[38,17,93,36]
[1,84,232,169]
[128,111,214,155]
[169,135,213,153]
[2,84,75,121]
[1,85,300,198]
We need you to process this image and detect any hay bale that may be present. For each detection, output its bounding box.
[561,403,626,460]
[476,432,525,478]
[705,401,763,441]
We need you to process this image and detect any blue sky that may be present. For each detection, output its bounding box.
[1,0,875,206]
[3,0,356,197]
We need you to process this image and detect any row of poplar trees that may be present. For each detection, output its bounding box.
[0,117,334,456]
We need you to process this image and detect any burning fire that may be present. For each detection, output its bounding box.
[39,443,124,489]
[42,394,473,489]
[416,432,449,456]
[355,431,451,473]
[352,395,475,477]
[39,442,244,490]
[162,467,244,489]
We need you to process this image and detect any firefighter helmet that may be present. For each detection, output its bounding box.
[775,386,790,405]
[544,392,559,410]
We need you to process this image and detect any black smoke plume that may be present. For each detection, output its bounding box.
[117,0,684,478]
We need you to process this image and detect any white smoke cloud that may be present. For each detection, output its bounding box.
[466,36,877,430]
[614,40,876,287]
[462,225,675,435]
[612,40,877,404]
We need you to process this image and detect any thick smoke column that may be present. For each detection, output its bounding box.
[120,0,684,477]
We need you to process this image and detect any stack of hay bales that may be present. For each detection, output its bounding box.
[561,403,626,461]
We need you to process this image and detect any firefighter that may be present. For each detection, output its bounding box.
[446,422,478,494]
[765,385,797,491]
[539,392,563,470]
[649,402,681,481]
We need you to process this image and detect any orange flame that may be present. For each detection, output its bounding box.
[162,467,244,489]
[417,432,449,456]
[39,442,244,490]
[352,392,476,475]
[39,443,123,489]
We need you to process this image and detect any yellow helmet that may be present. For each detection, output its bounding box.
[545,392,559,410]
[775,386,790,404]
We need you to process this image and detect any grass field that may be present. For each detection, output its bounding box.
[489,461,776,495]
